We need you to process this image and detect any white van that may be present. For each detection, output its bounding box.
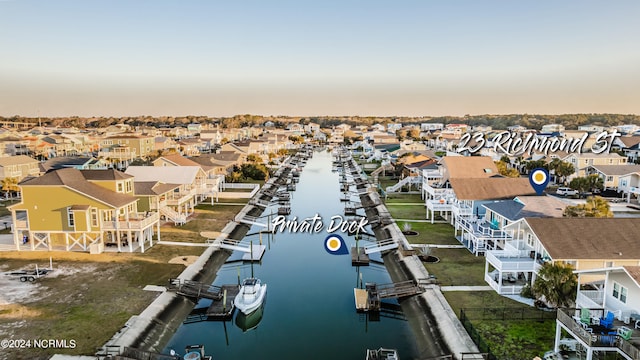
[556,187,578,196]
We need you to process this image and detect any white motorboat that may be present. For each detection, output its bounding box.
[234,278,267,315]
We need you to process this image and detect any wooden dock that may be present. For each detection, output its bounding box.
[351,247,370,266]
[354,288,369,311]
[206,285,239,319]
[168,279,223,301]
[354,281,425,312]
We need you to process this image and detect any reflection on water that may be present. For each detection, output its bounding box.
[164,150,418,360]
[235,300,265,332]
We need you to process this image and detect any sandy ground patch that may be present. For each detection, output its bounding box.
[168,255,199,266]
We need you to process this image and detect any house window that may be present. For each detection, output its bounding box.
[67,207,75,227]
[117,182,124,193]
[126,181,132,192]
[613,282,627,304]
[606,176,613,182]
[90,208,98,227]
[526,233,534,248]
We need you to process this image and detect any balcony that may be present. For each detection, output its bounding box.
[557,308,640,359]
[452,203,473,218]
[576,290,605,309]
[484,272,526,295]
[101,212,159,230]
[426,199,452,212]
[166,189,197,206]
[486,250,539,272]
[456,217,513,240]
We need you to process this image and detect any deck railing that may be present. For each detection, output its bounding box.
[557,308,640,358]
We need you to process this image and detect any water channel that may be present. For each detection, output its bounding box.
[164,150,419,359]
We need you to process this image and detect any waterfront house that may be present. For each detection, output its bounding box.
[422,156,501,223]
[153,154,223,199]
[450,177,536,255]
[125,166,208,221]
[554,266,640,360]
[484,218,640,296]
[9,168,160,253]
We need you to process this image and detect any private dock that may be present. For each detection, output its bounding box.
[168,278,224,301]
[351,246,370,266]
[354,281,427,312]
[205,285,239,319]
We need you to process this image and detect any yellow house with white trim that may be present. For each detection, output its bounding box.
[9,168,160,253]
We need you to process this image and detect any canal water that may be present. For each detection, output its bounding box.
[164,150,419,359]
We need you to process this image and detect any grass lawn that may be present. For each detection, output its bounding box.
[475,320,556,360]
[386,204,426,220]
[399,222,458,245]
[444,291,556,359]
[385,193,423,203]
[0,258,187,359]
[443,290,532,316]
[424,248,487,286]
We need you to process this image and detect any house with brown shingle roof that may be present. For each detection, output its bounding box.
[8,168,159,253]
[485,217,640,296]
[613,135,640,163]
[585,164,640,190]
[423,156,540,255]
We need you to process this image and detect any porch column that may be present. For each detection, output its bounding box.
[116,230,121,252]
[11,209,19,251]
[128,230,133,252]
[586,348,593,360]
[156,221,161,243]
[65,233,69,251]
[139,230,144,253]
[553,322,562,353]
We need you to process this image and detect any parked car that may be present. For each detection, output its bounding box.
[556,187,578,196]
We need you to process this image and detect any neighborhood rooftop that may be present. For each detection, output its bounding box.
[19,168,137,208]
[525,218,640,260]
[449,177,536,201]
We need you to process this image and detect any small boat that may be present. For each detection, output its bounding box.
[235,300,265,332]
[365,347,399,360]
[234,278,267,315]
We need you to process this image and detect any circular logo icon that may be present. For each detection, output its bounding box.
[324,234,348,255]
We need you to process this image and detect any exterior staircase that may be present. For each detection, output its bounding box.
[385,175,422,193]
[371,162,395,185]
[159,206,187,226]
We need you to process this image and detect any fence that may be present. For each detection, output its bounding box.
[459,308,558,360]
[461,307,557,321]
[460,309,499,360]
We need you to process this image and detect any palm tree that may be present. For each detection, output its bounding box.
[532,262,577,308]
[563,196,613,218]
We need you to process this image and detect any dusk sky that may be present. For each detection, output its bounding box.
[1,1,639,117]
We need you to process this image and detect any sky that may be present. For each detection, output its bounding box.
[1,0,639,117]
